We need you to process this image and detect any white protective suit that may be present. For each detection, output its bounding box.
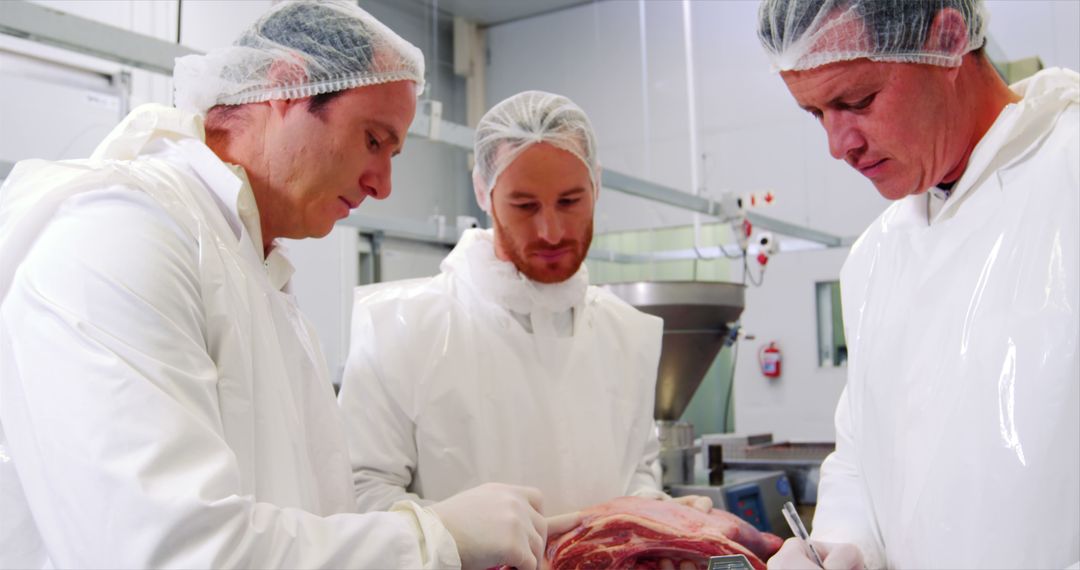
[813,68,1080,569]
[338,228,666,516]
[0,104,458,569]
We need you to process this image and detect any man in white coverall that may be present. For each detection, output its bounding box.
[0,2,567,568]
[337,91,716,522]
[757,0,1079,568]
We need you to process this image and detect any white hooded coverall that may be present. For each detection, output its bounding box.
[0,105,458,569]
[813,68,1080,569]
[338,228,666,516]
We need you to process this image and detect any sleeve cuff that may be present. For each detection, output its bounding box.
[390,500,461,569]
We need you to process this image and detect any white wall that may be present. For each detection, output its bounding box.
[0,52,121,163]
[732,247,850,442]
[985,0,1080,71]
[28,0,186,107]
[0,1,183,167]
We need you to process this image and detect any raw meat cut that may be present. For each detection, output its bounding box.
[544,496,783,570]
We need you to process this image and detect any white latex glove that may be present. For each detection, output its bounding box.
[430,482,547,570]
[670,494,714,513]
[546,512,583,537]
[767,538,865,570]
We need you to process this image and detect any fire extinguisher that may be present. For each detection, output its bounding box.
[759,342,782,378]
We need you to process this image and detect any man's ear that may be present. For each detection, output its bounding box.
[592,165,602,208]
[266,59,308,119]
[924,8,969,57]
[267,98,290,119]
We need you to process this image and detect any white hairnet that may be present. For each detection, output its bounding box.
[173,0,424,115]
[758,0,988,71]
[472,91,600,215]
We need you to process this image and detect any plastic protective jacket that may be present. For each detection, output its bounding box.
[338,228,665,516]
[0,104,458,569]
[813,68,1080,569]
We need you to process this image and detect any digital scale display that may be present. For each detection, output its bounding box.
[707,554,754,570]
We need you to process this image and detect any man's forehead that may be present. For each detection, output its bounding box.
[341,81,417,129]
[781,59,885,102]
[493,141,590,176]
[490,142,594,198]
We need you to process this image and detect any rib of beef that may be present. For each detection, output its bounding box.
[544,496,783,570]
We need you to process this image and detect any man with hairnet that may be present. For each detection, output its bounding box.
[336,90,752,556]
[0,2,561,568]
[757,0,1078,568]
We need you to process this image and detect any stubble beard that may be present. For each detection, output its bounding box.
[492,211,593,284]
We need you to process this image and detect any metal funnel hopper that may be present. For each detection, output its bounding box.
[601,281,745,420]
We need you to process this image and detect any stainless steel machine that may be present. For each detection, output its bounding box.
[723,442,835,506]
[669,470,794,537]
[604,282,799,537]
[602,281,745,423]
[602,281,746,488]
[602,282,793,536]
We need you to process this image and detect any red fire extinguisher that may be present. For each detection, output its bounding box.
[759,342,782,378]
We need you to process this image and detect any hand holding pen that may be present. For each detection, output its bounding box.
[768,502,865,569]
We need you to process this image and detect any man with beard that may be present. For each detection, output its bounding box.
[337,91,713,520]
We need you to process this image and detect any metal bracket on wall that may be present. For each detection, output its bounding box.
[407,108,474,150]
[369,231,385,283]
[339,213,460,247]
[115,70,133,116]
